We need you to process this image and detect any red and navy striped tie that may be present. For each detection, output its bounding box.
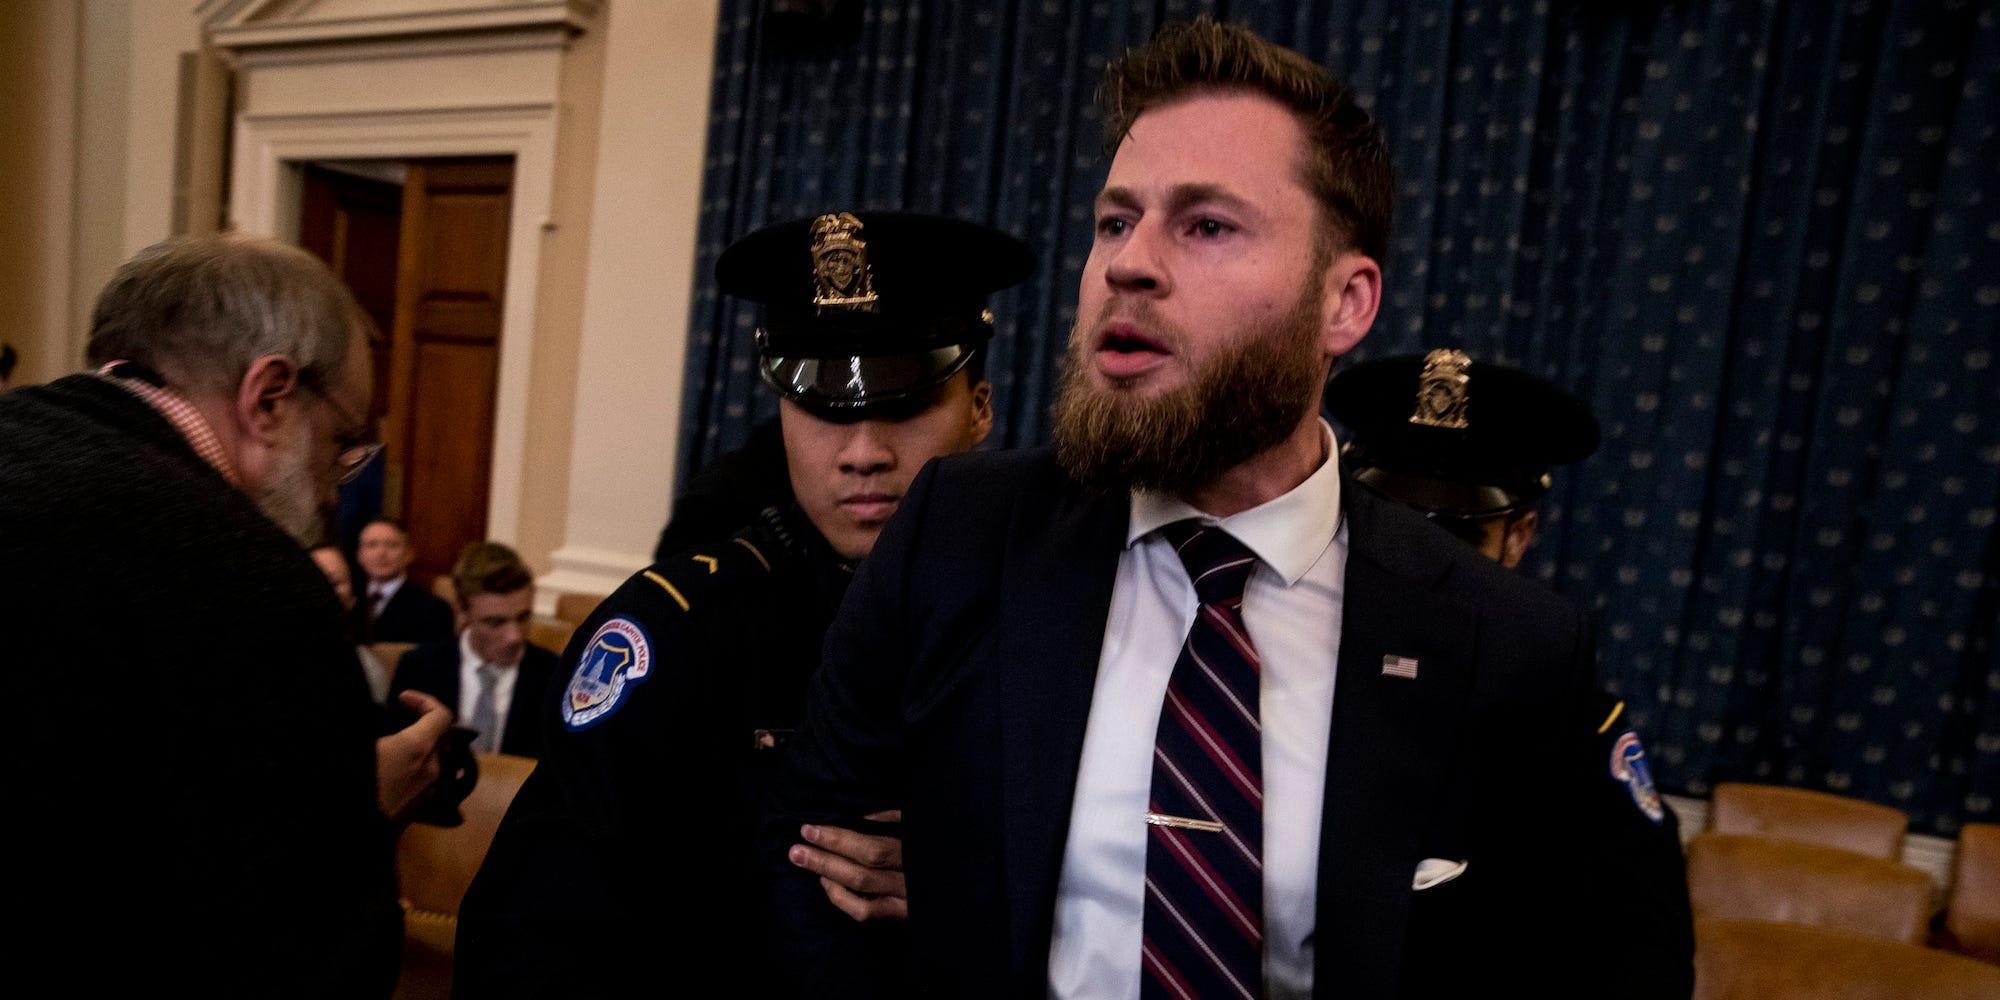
[1142,520,1264,1000]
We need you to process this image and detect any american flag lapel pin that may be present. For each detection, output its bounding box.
[1381,654,1419,680]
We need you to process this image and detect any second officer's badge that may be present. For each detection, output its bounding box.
[1409,348,1473,430]
[810,212,879,312]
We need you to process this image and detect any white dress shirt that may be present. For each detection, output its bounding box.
[367,575,406,618]
[1048,422,1348,1000]
[457,630,520,750]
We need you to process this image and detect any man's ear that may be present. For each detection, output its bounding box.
[967,380,995,448]
[1320,252,1382,361]
[1499,509,1540,569]
[235,354,304,446]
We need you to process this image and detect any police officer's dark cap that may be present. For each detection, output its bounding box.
[1327,349,1600,521]
[717,212,1034,414]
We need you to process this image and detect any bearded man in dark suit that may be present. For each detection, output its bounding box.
[770,18,1692,1000]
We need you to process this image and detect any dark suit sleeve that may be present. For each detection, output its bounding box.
[497,646,558,759]
[764,462,939,997]
[386,643,458,726]
[386,646,421,702]
[419,589,458,643]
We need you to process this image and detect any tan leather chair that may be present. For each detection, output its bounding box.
[1694,918,2000,1000]
[1686,832,1933,944]
[393,752,537,1000]
[1941,822,2000,964]
[528,618,575,658]
[429,574,457,605]
[1707,781,1907,859]
[553,591,606,628]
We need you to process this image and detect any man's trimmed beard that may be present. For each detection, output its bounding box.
[256,425,327,546]
[1052,276,1327,497]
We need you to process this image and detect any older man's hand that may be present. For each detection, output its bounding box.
[375,690,452,822]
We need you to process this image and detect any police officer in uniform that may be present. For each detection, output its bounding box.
[455,212,1033,997]
[1327,349,1696,996]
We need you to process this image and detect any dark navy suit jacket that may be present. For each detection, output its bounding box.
[390,640,559,759]
[769,447,1691,999]
[359,579,455,644]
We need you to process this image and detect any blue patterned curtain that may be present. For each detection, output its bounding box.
[679,0,1998,834]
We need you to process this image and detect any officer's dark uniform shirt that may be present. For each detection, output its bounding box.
[454,503,899,998]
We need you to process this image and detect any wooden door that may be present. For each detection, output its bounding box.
[384,157,515,583]
[298,164,403,429]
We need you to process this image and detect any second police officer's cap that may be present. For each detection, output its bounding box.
[716,211,1035,414]
[1326,349,1601,522]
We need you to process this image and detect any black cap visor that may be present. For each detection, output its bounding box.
[1353,466,1542,521]
[760,344,974,415]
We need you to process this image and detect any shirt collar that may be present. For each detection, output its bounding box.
[459,629,483,672]
[96,361,240,486]
[1126,419,1345,587]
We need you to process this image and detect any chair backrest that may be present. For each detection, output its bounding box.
[393,753,537,999]
[1694,918,2000,1000]
[368,642,416,675]
[1942,822,2000,964]
[1707,782,1907,858]
[397,752,537,919]
[553,590,606,627]
[528,619,575,659]
[1686,833,1933,944]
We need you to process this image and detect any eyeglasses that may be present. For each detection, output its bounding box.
[299,376,384,485]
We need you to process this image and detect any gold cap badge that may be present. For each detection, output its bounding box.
[1409,348,1472,430]
[810,212,879,312]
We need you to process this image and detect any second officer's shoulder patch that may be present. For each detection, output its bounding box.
[561,616,653,732]
[1610,730,1667,824]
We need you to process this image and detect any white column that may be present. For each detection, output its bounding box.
[540,0,721,604]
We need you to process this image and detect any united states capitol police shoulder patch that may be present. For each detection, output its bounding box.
[1610,730,1666,824]
[561,616,653,732]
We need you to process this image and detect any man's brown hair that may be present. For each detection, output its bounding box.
[1100,17,1394,263]
[451,541,534,604]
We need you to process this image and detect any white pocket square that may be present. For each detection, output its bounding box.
[1412,858,1468,891]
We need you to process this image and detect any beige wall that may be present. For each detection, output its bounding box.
[514,4,609,582]
[0,0,205,385]
[542,0,718,601]
[0,0,79,385]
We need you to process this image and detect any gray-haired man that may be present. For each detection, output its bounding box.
[0,234,450,995]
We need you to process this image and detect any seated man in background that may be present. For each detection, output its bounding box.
[354,516,455,643]
[311,543,394,702]
[0,233,451,995]
[391,541,558,759]
[455,211,1032,997]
